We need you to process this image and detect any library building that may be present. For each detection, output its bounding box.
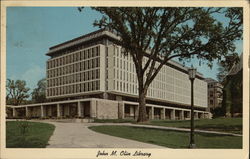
[7,29,211,121]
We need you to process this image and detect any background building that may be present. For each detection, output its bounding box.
[8,29,211,120]
[204,78,223,111]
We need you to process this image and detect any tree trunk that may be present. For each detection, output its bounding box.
[137,91,148,122]
[137,78,148,122]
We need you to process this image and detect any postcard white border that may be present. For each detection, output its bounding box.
[1,1,249,159]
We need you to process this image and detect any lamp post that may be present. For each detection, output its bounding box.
[188,66,196,148]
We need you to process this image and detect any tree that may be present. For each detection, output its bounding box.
[32,78,47,103]
[80,7,243,122]
[6,79,30,106]
[217,53,239,82]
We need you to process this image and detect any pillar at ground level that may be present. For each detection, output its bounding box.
[180,110,184,120]
[77,102,82,117]
[57,104,61,117]
[170,109,175,120]
[25,107,29,117]
[161,108,165,120]
[90,99,97,118]
[13,108,16,117]
[135,106,139,119]
[194,112,198,119]
[150,107,154,120]
[118,102,124,119]
[41,105,44,117]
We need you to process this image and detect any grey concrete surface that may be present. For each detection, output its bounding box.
[45,122,166,148]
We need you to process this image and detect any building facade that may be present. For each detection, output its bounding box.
[8,29,211,120]
[204,78,223,111]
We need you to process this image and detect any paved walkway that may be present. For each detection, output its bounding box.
[45,122,165,148]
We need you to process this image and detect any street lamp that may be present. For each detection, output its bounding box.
[188,66,196,148]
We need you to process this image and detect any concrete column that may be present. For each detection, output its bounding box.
[57,104,61,117]
[161,108,165,120]
[77,102,82,117]
[130,106,134,117]
[118,102,124,119]
[13,108,16,117]
[180,110,184,120]
[170,109,175,120]
[194,112,198,119]
[188,111,191,118]
[25,107,29,117]
[148,107,152,120]
[41,105,44,117]
[151,107,154,120]
[208,112,213,119]
[135,105,139,119]
[90,99,97,118]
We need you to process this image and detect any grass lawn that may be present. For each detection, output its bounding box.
[6,121,55,148]
[144,117,242,134]
[89,125,242,149]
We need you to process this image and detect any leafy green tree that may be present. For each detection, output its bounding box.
[80,7,242,122]
[6,79,30,106]
[32,78,47,103]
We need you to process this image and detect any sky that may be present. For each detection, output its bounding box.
[6,7,243,93]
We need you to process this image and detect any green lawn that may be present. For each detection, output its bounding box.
[93,117,242,134]
[6,121,55,148]
[144,117,242,134]
[89,125,242,149]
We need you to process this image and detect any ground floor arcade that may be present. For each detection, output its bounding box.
[6,98,211,120]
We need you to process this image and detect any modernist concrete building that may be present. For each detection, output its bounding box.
[7,29,211,120]
[204,78,223,111]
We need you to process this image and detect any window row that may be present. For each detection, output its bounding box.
[113,57,135,72]
[147,89,175,100]
[47,80,100,96]
[111,69,137,83]
[47,58,100,78]
[47,46,100,69]
[114,81,138,94]
[110,46,133,62]
[47,69,100,87]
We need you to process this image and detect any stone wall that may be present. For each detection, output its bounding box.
[94,99,119,119]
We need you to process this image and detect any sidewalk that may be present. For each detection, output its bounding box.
[44,121,165,148]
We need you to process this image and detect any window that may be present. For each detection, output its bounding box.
[87,60,90,69]
[89,82,92,91]
[96,69,99,78]
[96,47,99,56]
[210,91,214,97]
[84,50,86,59]
[93,48,96,57]
[96,58,99,67]
[96,81,100,90]
[210,100,213,105]
[87,50,90,58]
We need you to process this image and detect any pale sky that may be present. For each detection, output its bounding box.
[6,7,243,93]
